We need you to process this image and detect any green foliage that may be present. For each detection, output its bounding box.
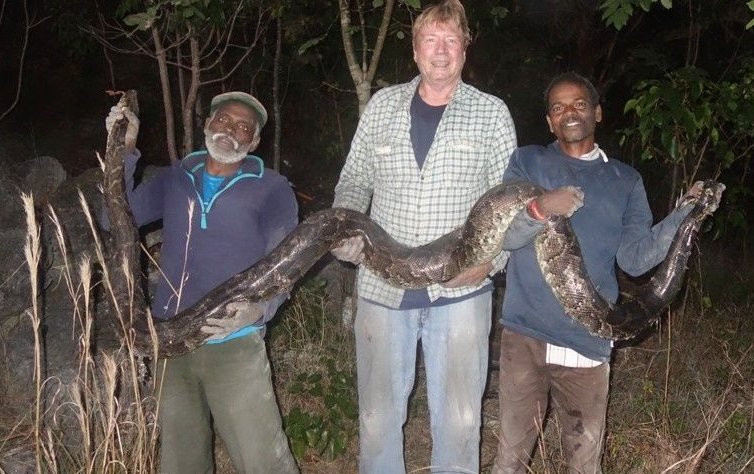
[711,184,753,242]
[621,67,713,166]
[466,0,509,31]
[489,5,510,25]
[375,0,420,9]
[118,0,250,31]
[721,411,754,454]
[268,278,358,462]
[298,35,327,56]
[600,0,672,30]
[283,358,358,461]
[619,61,754,236]
[748,1,754,29]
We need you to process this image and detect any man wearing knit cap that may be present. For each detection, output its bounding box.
[104,91,299,473]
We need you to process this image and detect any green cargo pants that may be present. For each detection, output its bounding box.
[156,331,298,474]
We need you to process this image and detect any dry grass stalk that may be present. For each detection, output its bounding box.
[8,191,162,473]
[5,190,754,474]
[21,192,43,472]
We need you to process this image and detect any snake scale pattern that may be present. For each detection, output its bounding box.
[142,179,724,357]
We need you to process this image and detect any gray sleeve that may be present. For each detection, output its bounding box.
[617,202,694,276]
[502,208,545,250]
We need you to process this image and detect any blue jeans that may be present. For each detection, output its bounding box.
[355,293,492,474]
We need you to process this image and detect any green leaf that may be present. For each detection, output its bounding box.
[123,12,156,30]
[722,150,735,168]
[638,0,653,12]
[305,427,322,447]
[315,429,330,452]
[298,36,324,56]
[373,0,384,7]
[668,135,678,160]
[307,373,323,383]
[403,0,421,9]
[701,296,712,309]
[600,0,633,30]
[624,98,639,113]
[333,432,347,455]
[290,438,307,459]
[490,6,509,21]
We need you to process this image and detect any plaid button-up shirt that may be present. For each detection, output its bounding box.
[334,76,518,308]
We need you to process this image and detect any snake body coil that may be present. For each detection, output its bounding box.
[140,180,723,357]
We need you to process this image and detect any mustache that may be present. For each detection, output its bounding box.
[210,132,240,151]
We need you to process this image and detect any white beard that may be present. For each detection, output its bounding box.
[204,129,250,164]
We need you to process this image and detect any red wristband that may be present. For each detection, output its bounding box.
[527,199,546,221]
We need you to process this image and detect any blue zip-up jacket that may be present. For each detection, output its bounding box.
[115,150,298,333]
[500,142,692,361]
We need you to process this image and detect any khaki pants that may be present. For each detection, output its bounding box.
[491,328,609,474]
[156,332,298,474]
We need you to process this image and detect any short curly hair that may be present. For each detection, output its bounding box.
[543,71,600,112]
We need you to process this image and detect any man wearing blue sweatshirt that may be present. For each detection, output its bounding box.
[491,72,706,474]
[104,91,299,473]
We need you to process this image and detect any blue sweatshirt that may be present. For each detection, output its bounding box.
[500,142,690,361]
[117,150,298,334]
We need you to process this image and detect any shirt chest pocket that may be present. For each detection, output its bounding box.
[372,140,420,194]
[430,136,488,189]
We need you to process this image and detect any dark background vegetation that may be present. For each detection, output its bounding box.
[1,1,754,472]
[2,0,751,221]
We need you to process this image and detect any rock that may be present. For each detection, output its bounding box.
[0,444,36,474]
[15,156,68,205]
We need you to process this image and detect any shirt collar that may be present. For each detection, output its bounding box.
[579,143,608,162]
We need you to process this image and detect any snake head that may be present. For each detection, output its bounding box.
[697,180,725,217]
[678,180,725,217]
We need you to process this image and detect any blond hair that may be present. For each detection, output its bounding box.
[412,0,471,47]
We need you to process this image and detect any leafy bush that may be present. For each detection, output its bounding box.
[284,358,358,461]
[269,276,359,463]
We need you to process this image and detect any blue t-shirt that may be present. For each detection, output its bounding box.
[398,91,491,309]
[409,91,445,169]
[200,168,261,344]
[201,169,225,205]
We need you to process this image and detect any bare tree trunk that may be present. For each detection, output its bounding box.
[331,91,346,158]
[177,42,186,117]
[336,0,396,326]
[685,0,701,67]
[339,0,396,115]
[194,93,204,146]
[88,3,271,162]
[152,28,179,163]
[94,3,116,89]
[0,0,31,122]
[182,36,201,156]
[272,15,282,171]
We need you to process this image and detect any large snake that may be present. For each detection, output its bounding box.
[104,93,724,358]
[134,179,723,357]
[536,180,724,339]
